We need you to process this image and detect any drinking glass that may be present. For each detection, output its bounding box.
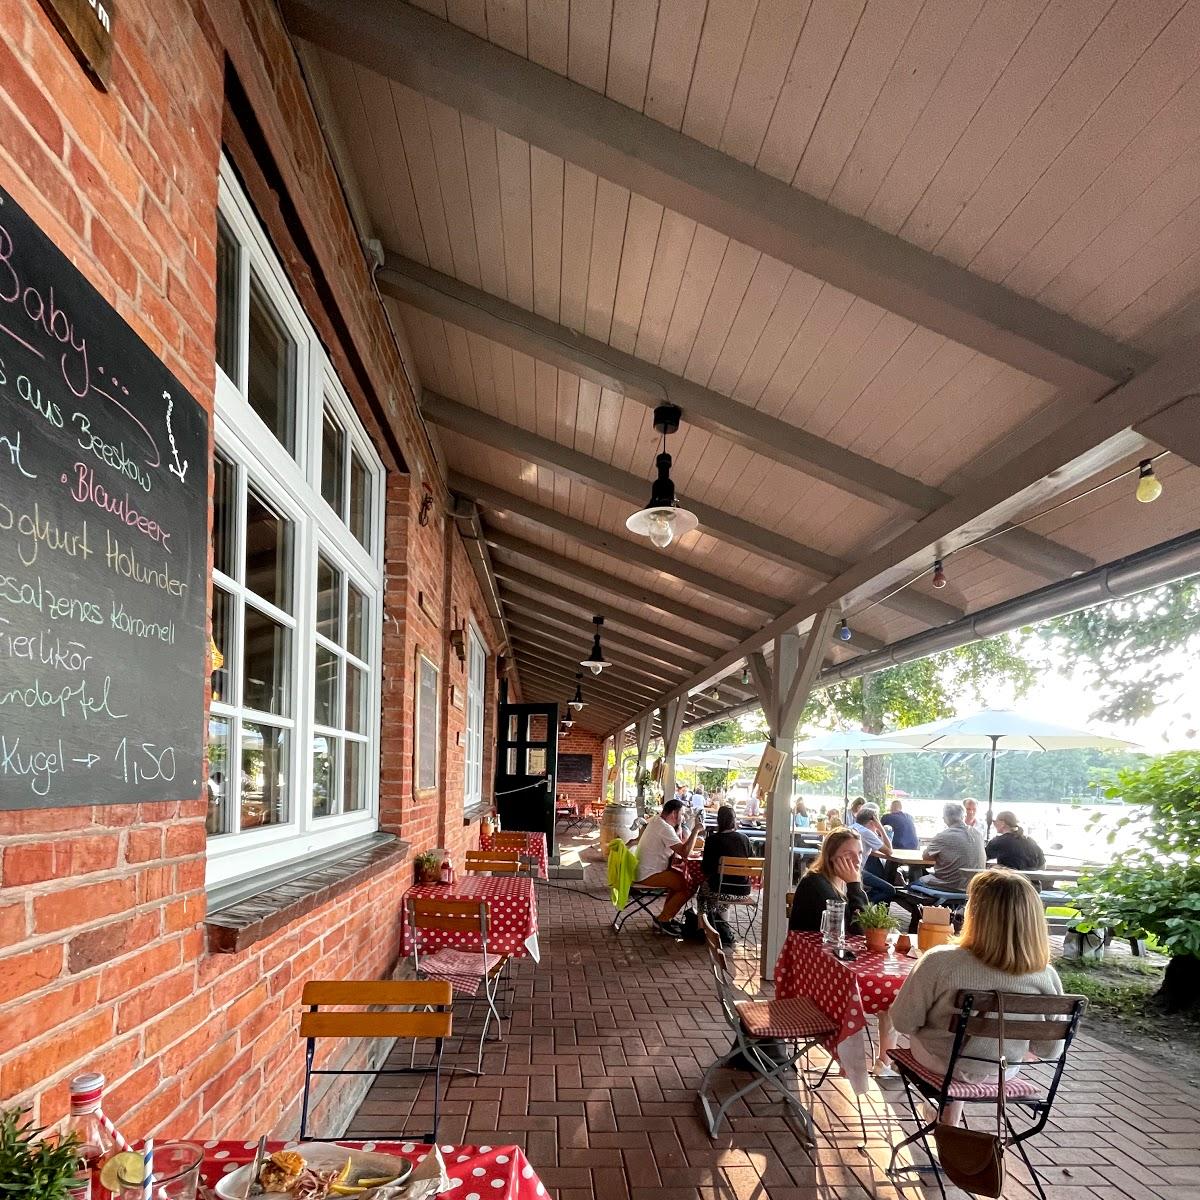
[884,927,900,972]
[118,1142,203,1200]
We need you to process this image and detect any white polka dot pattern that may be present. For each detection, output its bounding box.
[479,832,548,879]
[402,877,539,959]
[195,1141,544,1200]
[773,931,915,1094]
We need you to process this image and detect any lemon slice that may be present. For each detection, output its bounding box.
[100,1152,144,1192]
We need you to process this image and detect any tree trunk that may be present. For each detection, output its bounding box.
[1156,954,1200,1013]
[861,673,887,803]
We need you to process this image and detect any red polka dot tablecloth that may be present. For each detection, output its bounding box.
[403,876,540,961]
[196,1140,547,1200]
[773,930,913,1093]
[479,830,548,879]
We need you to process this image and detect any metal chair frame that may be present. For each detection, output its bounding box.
[610,885,669,932]
[695,914,833,1141]
[407,896,509,1075]
[714,855,764,946]
[298,979,452,1144]
[886,988,1087,1200]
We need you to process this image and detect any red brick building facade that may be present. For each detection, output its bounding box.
[0,0,513,1138]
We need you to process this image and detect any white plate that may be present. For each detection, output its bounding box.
[213,1144,414,1198]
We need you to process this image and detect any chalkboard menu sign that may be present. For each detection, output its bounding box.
[0,184,208,809]
[558,752,593,784]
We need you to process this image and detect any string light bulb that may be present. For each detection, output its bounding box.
[1135,459,1162,504]
[931,559,947,589]
[838,619,852,642]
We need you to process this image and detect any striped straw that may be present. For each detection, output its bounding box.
[97,1115,170,1200]
[142,1138,153,1200]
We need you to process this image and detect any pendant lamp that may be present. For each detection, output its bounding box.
[579,616,609,675]
[625,405,699,549]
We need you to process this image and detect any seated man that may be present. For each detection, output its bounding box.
[699,804,755,946]
[849,805,897,906]
[893,801,987,932]
[986,810,1046,870]
[881,799,919,849]
[630,798,703,935]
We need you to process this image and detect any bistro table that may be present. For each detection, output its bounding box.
[774,930,914,1093]
[198,1140,547,1200]
[479,829,548,879]
[403,875,540,961]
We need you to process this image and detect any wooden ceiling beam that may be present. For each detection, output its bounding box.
[285,0,1148,395]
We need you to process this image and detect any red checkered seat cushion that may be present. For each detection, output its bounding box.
[419,948,506,995]
[889,1047,1040,1100]
[736,997,837,1040]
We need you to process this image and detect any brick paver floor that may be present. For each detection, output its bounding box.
[347,880,1200,1200]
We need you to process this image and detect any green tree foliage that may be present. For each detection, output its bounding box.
[1069,752,1200,1010]
[1036,576,1200,725]
[803,634,1036,800]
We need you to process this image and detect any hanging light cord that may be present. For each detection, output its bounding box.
[853,449,1172,620]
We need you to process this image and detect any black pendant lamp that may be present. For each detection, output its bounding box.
[625,404,699,549]
[569,672,585,711]
[579,615,609,675]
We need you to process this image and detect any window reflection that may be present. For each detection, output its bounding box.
[240,721,289,827]
[245,487,293,613]
[242,606,291,715]
[246,272,296,456]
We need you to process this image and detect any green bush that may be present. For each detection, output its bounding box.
[1071,752,1200,960]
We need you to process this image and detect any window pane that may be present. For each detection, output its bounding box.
[345,662,366,734]
[213,451,237,577]
[528,714,548,742]
[507,715,519,741]
[321,407,345,516]
[206,716,232,835]
[246,272,297,456]
[316,554,341,643]
[526,748,547,776]
[506,748,518,774]
[245,487,293,612]
[240,721,289,827]
[314,644,340,728]
[343,739,366,812]
[210,585,233,704]
[347,583,367,660]
[215,215,240,382]
[312,734,338,818]
[243,606,292,715]
[349,447,370,548]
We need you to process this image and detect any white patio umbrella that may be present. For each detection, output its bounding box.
[887,708,1140,830]
[792,729,924,809]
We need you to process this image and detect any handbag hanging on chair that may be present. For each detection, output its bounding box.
[933,993,1008,1197]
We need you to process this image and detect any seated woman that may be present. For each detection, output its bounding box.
[986,811,1046,870]
[788,829,868,936]
[699,804,755,946]
[889,869,1064,1124]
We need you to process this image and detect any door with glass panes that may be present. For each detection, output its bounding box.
[494,702,558,852]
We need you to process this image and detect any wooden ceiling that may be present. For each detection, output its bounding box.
[288,0,1200,735]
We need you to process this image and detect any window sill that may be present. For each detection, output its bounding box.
[205,833,410,953]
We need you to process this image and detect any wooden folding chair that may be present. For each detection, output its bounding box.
[463,850,520,875]
[491,831,538,875]
[297,980,452,1143]
[715,855,765,945]
[407,897,509,1075]
[887,989,1087,1200]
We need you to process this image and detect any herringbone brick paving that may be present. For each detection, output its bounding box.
[347,880,1200,1200]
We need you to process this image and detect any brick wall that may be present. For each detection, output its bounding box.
[557,728,604,810]
[0,0,502,1136]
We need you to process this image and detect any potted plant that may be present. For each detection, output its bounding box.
[414,850,441,884]
[0,1108,86,1200]
[857,901,899,953]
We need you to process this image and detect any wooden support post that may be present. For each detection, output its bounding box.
[658,698,687,805]
[633,714,654,810]
[756,611,837,979]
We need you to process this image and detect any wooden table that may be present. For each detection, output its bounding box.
[886,848,934,867]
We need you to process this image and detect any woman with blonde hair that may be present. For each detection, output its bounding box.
[788,828,868,935]
[889,869,1064,1122]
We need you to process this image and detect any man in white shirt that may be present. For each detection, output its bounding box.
[631,798,703,934]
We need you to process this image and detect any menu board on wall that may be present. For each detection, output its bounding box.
[0,184,208,809]
[558,752,593,784]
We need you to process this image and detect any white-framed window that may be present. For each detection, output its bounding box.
[206,158,385,888]
[464,622,487,815]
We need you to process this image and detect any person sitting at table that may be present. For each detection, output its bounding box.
[962,797,980,828]
[888,869,1064,1126]
[849,805,898,906]
[789,829,869,935]
[986,810,1046,871]
[890,801,985,933]
[629,798,703,935]
[793,799,812,829]
[825,806,845,829]
[699,804,755,947]
[881,799,919,850]
[847,795,866,825]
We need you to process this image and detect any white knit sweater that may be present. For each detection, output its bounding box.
[889,945,1065,1082]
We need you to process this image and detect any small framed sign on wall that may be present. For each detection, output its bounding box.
[415,651,440,793]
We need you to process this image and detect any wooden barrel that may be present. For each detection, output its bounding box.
[599,803,638,849]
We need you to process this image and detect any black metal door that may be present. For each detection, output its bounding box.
[494,702,558,853]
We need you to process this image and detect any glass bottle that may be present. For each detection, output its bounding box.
[63,1073,115,1200]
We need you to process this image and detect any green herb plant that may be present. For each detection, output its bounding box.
[856,901,900,931]
[0,1108,86,1200]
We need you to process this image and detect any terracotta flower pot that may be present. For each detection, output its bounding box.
[864,927,889,954]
